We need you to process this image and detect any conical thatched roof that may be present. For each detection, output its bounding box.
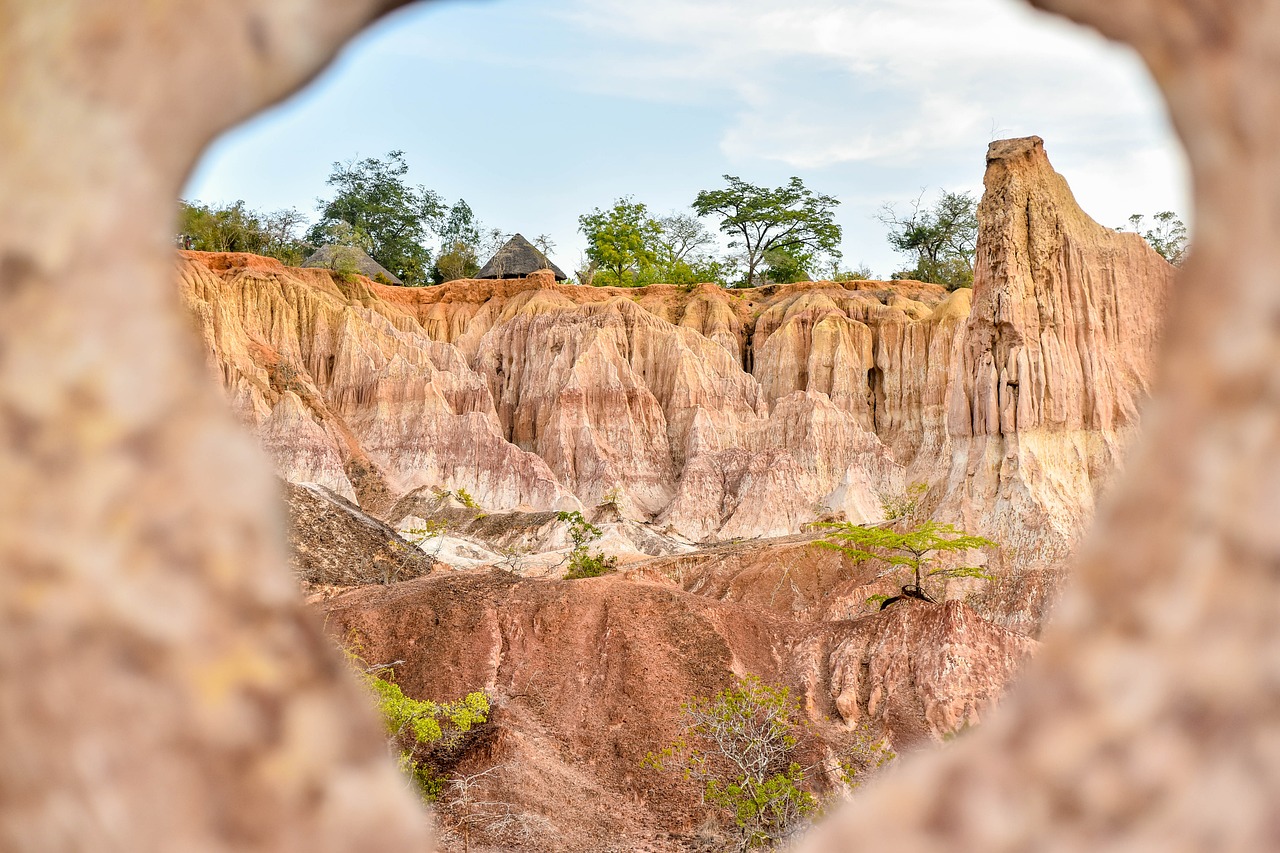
[302,245,403,285]
[476,234,568,281]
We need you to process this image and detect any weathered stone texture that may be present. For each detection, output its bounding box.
[0,2,433,850]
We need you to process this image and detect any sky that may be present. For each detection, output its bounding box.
[184,0,1188,280]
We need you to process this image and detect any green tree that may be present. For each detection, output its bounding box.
[658,212,716,266]
[819,519,996,609]
[1122,211,1188,265]
[878,190,979,290]
[693,176,841,288]
[556,510,617,579]
[651,212,718,284]
[646,212,734,285]
[644,676,817,851]
[433,200,484,283]
[578,197,663,286]
[179,200,308,264]
[307,151,444,286]
[259,208,309,266]
[762,245,815,284]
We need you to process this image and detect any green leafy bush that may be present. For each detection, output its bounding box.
[344,639,490,802]
[556,510,618,579]
[644,676,816,851]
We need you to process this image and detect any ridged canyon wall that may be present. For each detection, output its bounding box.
[180,137,1172,630]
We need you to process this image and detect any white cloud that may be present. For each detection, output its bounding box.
[550,0,1182,179]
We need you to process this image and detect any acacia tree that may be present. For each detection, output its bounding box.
[820,520,996,609]
[578,197,663,286]
[693,176,841,288]
[878,190,979,290]
[307,150,444,286]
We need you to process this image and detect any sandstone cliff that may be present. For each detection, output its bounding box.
[181,137,1172,632]
[938,137,1173,630]
[180,262,947,538]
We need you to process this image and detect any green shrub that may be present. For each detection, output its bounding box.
[565,550,618,580]
[344,639,490,802]
[556,510,617,579]
[644,676,816,851]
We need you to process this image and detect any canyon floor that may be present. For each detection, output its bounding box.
[296,484,1036,852]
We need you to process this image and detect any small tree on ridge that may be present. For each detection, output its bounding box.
[819,519,996,609]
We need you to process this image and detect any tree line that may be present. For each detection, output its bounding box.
[180,150,1188,290]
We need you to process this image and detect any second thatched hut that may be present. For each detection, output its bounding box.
[476,234,568,281]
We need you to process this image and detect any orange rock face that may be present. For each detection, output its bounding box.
[183,138,1171,634]
[936,137,1175,631]
[321,564,1037,851]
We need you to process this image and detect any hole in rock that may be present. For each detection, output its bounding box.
[176,0,1189,849]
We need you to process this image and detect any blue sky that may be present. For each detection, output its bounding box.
[184,0,1188,279]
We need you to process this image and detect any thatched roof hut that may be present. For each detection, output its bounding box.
[302,245,403,285]
[476,234,568,281]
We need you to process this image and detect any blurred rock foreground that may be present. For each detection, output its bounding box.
[3,0,1278,851]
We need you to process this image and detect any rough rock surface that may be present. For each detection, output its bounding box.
[181,263,941,539]
[800,2,1280,848]
[283,481,436,587]
[320,567,1036,851]
[0,2,435,851]
[933,136,1174,632]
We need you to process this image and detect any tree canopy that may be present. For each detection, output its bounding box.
[693,176,841,288]
[578,198,663,287]
[878,190,978,290]
[820,519,996,608]
[1122,211,1188,266]
[307,151,444,287]
[179,200,308,265]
